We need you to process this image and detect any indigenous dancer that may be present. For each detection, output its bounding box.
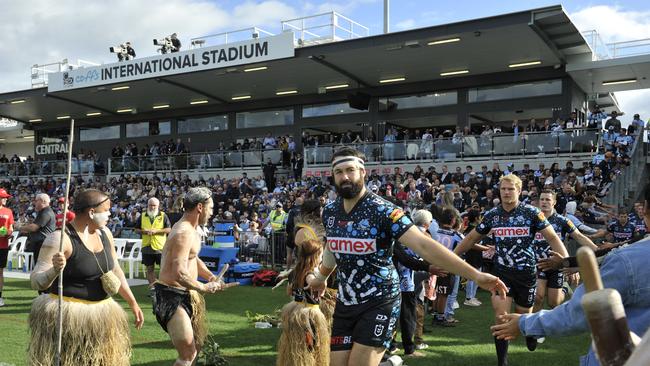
[29,189,144,366]
[277,199,330,366]
[308,147,507,366]
[153,187,236,366]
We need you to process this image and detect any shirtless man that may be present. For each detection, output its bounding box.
[153,187,237,366]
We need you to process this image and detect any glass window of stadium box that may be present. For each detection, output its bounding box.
[178,115,228,133]
[302,102,366,118]
[126,121,171,137]
[468,79,562,103]
[80,125,120,141]
[236,108,293,128]
[379,92,457,111]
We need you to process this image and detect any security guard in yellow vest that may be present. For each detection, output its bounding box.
[269,202,287,267]
[136,197,171,285]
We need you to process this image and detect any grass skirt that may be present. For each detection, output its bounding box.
[319,288,337,327]
[189,289,208,349]
[276,300,330,366]
[28,294,130,366]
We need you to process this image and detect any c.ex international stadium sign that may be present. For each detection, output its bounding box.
[48,32,295,92]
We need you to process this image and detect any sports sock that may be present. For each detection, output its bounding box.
[494,337,509,366]
[0,291,3,298]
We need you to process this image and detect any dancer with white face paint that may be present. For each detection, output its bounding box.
[29,189,144,366]
[307,147,507,366]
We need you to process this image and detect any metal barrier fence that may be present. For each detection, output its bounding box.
[108,148,284,174]
[0,158,96,177]
[304,129,600,165]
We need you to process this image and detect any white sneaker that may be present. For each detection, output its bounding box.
[452,301,460,309]
[537,337,546,344]
[0,297,4,307]
[415,343,429,350]
[463,298,481,307]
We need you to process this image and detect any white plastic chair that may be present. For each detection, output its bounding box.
[8,237,33,272]
[114,239,127,260]
[118,240,142,279]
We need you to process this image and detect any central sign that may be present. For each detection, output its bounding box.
[47,32,295,92]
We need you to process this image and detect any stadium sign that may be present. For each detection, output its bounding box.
[47,32,295,92]
[36,143,68,155]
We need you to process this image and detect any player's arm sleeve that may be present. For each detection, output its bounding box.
[532,208,551,232]
[518,250,629,337]
[383,207,413,241]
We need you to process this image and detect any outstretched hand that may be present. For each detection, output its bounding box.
[538,251,564,271]
[491,313,523,341]
[476,272,508,299]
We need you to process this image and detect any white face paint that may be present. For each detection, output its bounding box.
[90,210,111,228]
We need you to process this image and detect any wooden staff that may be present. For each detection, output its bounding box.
[578,247,635,366]
[55,118,75,366]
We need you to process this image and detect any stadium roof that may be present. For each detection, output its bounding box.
[0,5,620,126]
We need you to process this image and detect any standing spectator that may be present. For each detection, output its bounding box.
[604,111,622,134]
[263,132,277,149]
[587,105,607,129]
[21,193,55,264]
[630,114,644,135]
[54,197,76,229]
[383,129,396,161]
[268,202,287,265]
[263,158,277,189]
[291,153,304,179]
[0,188,14,306]
[135,197,171,285]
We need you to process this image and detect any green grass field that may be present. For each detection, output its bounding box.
[0,278,590,365]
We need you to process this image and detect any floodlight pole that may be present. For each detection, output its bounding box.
[384,0,390,34]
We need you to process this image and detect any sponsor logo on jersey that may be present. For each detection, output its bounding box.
[375,314,388,321]
[490,227,531,237]
[331,336,353,345]
[389,209,405,223]
[327,237,377,254]
[327,216,335,228]
[537,211,547,222]
[534,232,544,241]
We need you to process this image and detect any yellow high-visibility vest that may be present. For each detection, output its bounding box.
[270,210,287,232]
[141,212,167,251]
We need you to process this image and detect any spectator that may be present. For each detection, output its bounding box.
[20,193,55,264]
[604,111,622,134]
[135,197,171,285]
[263,158,277,189]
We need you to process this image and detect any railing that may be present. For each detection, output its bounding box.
[189,27,275,49]
[582,30,650,60]
[282,11,369,46]
[0,158,96,177]
[31,59,100,88]
[608,38,650,58]
[304,129,601,165]
[582,30,612,61]
[602,136,647,206]
[108,148,285,174]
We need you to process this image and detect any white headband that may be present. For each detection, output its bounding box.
[331,156,365,169]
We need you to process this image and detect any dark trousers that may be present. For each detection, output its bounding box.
[394,291,417,354]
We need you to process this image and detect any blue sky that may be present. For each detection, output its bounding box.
[1,0,649,122]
